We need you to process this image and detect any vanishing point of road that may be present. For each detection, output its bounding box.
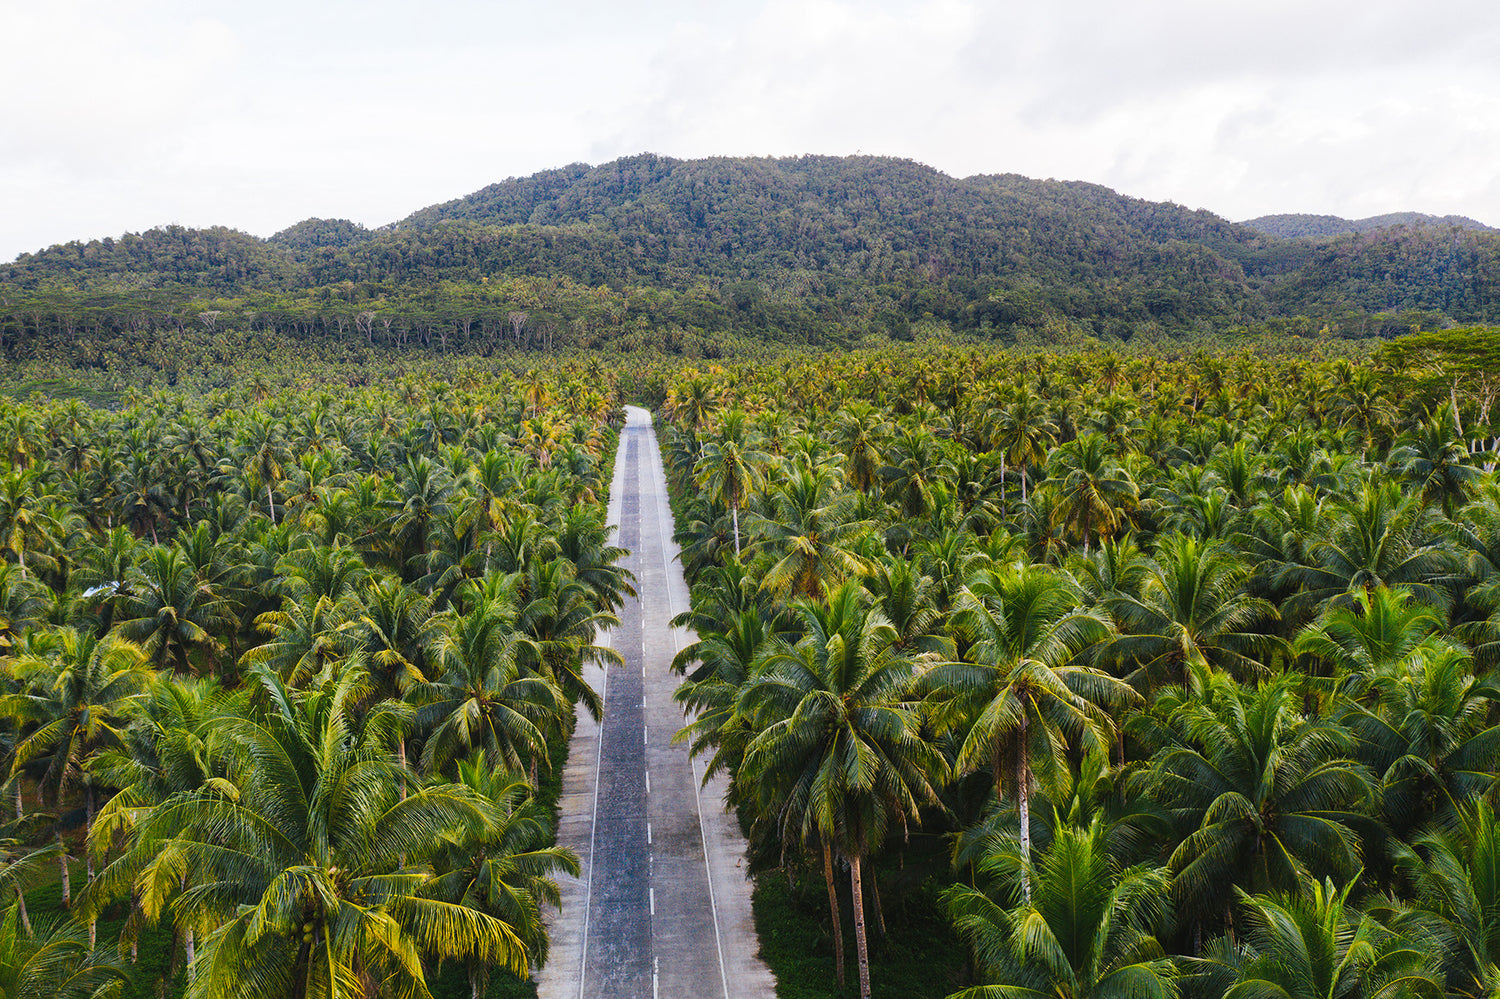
[537,406,775,999]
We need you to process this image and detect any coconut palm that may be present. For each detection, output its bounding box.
[695,433,765,558]
[424,758,579,999]
[923,564,1122,898]
[1139,674,1372,937]
[942,815,1177,999]
[415,594,564,777]
[736,582,946,999]
[1,629,150,926]
[0,907,125,999]
[1342,649,1500,838]
[752,466,870,602]
[1399,800,1500,999]
[102,666,529,999]
[115,546,236,676]
[1046,434,1139,554]
[1100,534,1280,694]
[1223,877,1441,999]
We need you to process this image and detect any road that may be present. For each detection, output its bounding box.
[537,405,775,999]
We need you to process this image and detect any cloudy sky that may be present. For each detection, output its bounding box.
[3,0,1499,262]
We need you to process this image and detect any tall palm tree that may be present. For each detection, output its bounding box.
[0,470,58,578]
[695,434,765,558]
[1139,674,1372,938]
[1391,404,1482,518]
[115,546,236,676]
[736,583,946,999]
[923,564,1123,897]
[991,390,1056,505]
[1100,534,1280,694]
[1343,649,1500,838]
[1223,877,1440,999]
[752,466,869,602]
[942,816,1178,999]
[424,758,579,999]
[99,666,529,999]
[832,402,889,495]
[1,629,150,925]
[415,595,564,777]
[1399,800,1500,999]
[1046,434,1138,554]
[0,907,126,999]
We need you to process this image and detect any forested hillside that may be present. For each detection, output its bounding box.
[1243,211,1496,240]
[3,154,1499,363]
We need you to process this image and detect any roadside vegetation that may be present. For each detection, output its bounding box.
[0,356,630,999]
[1,322,1498,999]
[658,329,1500,999]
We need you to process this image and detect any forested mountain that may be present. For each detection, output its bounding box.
[1243,211,1496,240]
[3,154,1499,361]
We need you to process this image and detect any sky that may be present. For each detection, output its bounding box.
[3,0,1499,262]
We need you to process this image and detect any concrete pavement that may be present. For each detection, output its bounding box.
[537,406,775,999]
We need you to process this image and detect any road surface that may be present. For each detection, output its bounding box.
[537,406,775,999]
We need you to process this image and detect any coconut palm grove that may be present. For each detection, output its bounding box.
[3,156,1500,999]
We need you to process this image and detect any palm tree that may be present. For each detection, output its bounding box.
[1399,800,1500,999]
[942,816,1178,999]
[695,434,764,558]
[0,470,58,578]
[1291,586,1455,705]
[99,666,529,999]
[115,546,236,676]
[1,629,150,927]
[1139,674,1372,938]
[415,594,564,777]
[0,907,125,999]
[239,591,361,688]
[1223,877,1440,999]
[832,402,888,495]
[424,758,580,999]
[1100,534,1280,694]
[991,390,1056,505]
[514,560,619,723]
[1046,434,1138,554]
[1276,481,1458,623]
[1390,404,1482,518]
[752,466,869,602]
[922,564,1123,898]
[736,583,946,999]
[1343,649,1500,838]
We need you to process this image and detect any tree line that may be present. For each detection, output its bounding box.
[656,333,1500,999]
[0,360,629,999]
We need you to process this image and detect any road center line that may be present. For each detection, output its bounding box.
[646,415,732,999]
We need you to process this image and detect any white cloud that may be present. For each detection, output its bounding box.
[2,0,1498,261]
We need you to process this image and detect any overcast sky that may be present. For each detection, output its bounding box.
[3,0,1499,262]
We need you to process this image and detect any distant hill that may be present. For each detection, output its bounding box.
[1242,212,1496,241]
[2,154,1498,358]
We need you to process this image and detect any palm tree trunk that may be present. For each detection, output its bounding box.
[864,857,886,937]
[267,484,276,524]
[397,738,408,801]
[85,783,96,947]
[16,885,31,935]
[183,873,196,979]
[731,504,741,559]
[850,852,872,999]
[823,838,845,990]
[56,833,70,908]
[12,779,22,820]
[1017,712,1032,904]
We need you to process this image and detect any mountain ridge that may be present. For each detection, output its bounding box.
[2,154,1497,354]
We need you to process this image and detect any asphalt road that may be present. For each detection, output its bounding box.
[538,406,774,999]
